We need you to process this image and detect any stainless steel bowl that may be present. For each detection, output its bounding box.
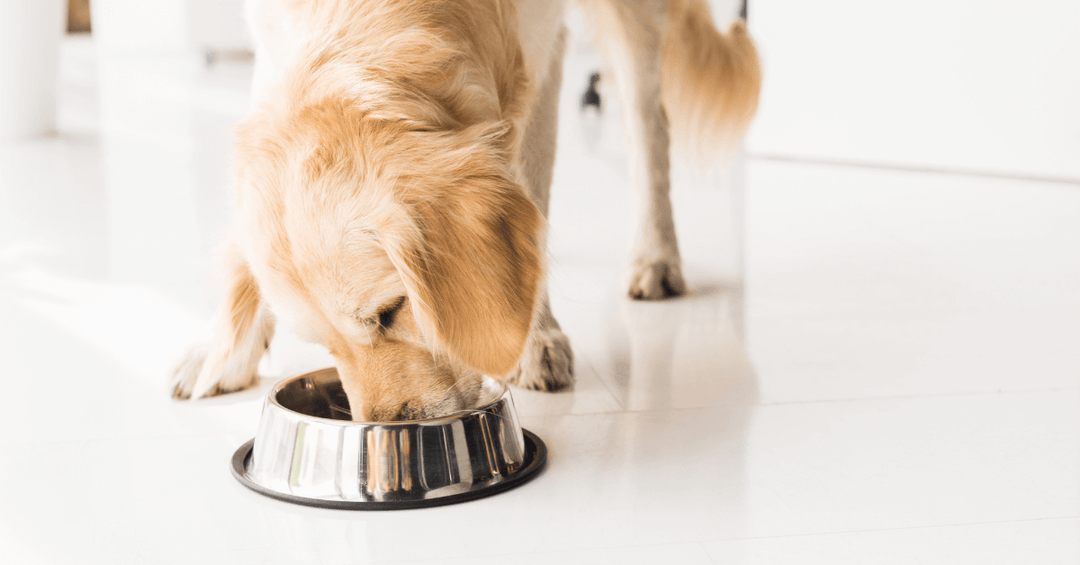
[231,368,546,509]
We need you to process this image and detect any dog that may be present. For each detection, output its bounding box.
[171,0,760,421]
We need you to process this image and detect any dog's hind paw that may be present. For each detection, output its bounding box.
[506,327,574,392]
[626,258,687,300]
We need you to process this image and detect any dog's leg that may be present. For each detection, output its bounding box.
[590,0,686,299]
[171,242,275,399]
[507,299,573,391]
[506,27,574,391]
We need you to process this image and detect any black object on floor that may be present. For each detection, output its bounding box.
[581,72,602,112]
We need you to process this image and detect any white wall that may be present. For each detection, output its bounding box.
[86,0,1079,180]
[90,0,250,54]
[91,0,191,53]
[743,0,1080,180]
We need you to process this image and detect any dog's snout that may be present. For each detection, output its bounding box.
[366,398,462,422]
[368,401,419,422]
[335,343,484,422]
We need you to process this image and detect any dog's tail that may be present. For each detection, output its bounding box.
[661,0,761,162]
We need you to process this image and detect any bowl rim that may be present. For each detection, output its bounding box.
[232,428,547,510]
[266,367,512,426]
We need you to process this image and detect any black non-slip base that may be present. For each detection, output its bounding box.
[230,429,547,510]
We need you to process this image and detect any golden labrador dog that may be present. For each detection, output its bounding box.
[171,0,760,421]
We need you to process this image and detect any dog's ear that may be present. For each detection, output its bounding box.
[380,143,544,377]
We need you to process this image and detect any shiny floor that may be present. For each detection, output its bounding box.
[1,37,1077,565]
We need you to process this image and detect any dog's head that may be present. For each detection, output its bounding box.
[233,99,542,420]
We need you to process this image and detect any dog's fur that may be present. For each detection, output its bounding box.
[171,0,760,421]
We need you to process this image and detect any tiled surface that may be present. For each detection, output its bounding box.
[702,519,1080,565]
[1,35,1078,564]
[743,163,1080,403]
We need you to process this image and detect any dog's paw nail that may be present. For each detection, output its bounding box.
[627,260,686,300]
[170,343,208,400]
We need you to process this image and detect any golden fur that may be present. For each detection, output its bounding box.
[172,0,761,421]
[662,0,761,160]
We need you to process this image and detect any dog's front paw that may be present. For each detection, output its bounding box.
[169,342,260,399]
[170,343,209,399]
[506,328,574,392]
[626,257,687,300]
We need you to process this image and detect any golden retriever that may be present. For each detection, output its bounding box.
[171,0,760,421]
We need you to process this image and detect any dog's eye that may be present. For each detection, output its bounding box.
[377,297,406,328]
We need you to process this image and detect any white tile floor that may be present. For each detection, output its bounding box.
[1,36,1078,565]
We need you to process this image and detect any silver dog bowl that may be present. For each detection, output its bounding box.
[231,368,546,510]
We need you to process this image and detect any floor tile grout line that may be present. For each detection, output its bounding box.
[519,385,1080,421]
[579,355,628,412]
[699,515,1080,545]
[7,386,1073,448]
[748,152,1080,187]
[365,517,1080,564]
[756,385,1080,407]
[703,541,719,565]
[382,540,730,565]
[0,429,255,449]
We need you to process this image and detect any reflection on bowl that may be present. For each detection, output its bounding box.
[231,368,546,509]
